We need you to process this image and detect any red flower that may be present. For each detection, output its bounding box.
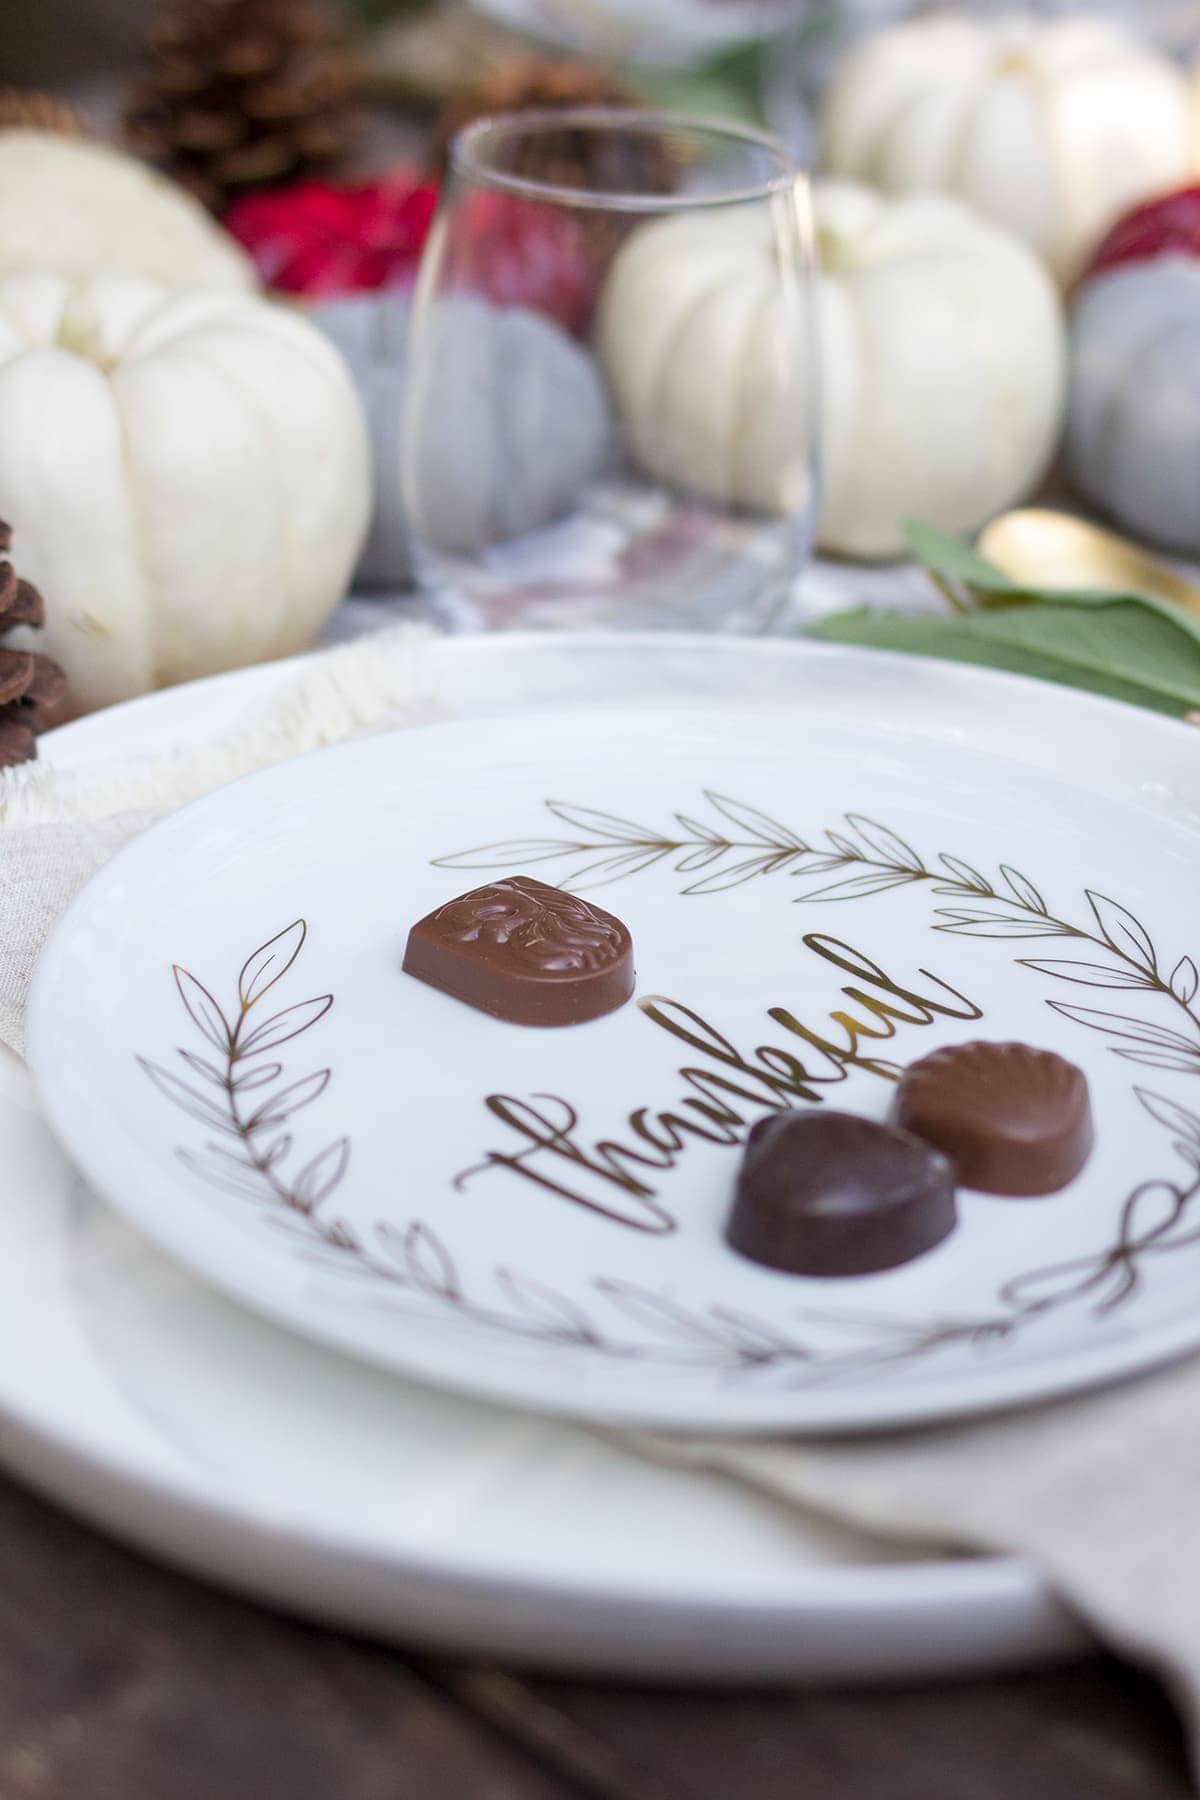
[1087,185,1200,282]
[226,173,598,331]
[225,174,439,299]
[450,192,597,337]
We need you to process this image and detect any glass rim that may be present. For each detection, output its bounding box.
[448,107,800,213]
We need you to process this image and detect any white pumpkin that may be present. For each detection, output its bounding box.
[815,184,1066,557]
[595,203,816,520]
[820,14,1194,285]
[1067,259,1200,555]
[0,131,254,291]
[0,275,370,712]
[597,181,1065,559]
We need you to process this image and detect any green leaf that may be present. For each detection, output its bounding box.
[811,522,1200,720]
[903,520,1200,653]
[629,67,761,125]
[810,601,1200,718]
[627,44,765,124]
[902,521,1010,603]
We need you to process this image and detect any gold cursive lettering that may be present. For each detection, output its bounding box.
[452,937,983,1233]
[454,1094,676,1233]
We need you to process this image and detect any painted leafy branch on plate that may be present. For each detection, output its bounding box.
[437,795,1200,1080]
[134,920,842,1372]
[137,918,1200,1388]
[138,921,346,1222]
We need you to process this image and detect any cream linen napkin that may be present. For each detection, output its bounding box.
[4,624,1200,1770]
[0,626,440,1055]
[652,1369,1200,1752]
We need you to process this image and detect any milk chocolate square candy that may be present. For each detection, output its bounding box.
[403,875,634,1026]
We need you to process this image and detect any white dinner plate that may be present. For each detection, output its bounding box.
[28,687,1200,1434]
[13,626,1200,1680]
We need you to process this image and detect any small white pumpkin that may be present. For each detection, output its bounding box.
[1067,259,1200,555]
[0,131,255,292]
[0,275,370,712]
[597,181,1065,559]
[595,203,815,520]
[820,14,1194,285]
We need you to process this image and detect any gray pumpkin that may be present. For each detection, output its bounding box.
[1067,258,1200,555]
[402,293,613,560]
[313,293,612,585]
[314,294,414,589]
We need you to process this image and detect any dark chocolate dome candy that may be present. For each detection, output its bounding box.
[893,1040,1093,1197]
[726,1110,957,1278]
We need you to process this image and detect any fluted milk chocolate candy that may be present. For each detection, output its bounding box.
[726,1111,957,1278]
[403,875,634,1027]
[894,1041,1093,1196]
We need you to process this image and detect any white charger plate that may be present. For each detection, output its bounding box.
[13,629,1200,1674]
[28,691,1200,1434]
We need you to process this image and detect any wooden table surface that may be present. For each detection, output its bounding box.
[0,1460,1185,1800]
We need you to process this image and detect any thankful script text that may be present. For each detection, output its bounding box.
[453,934,982,1232]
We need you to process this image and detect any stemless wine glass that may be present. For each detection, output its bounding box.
[401,109,818,633]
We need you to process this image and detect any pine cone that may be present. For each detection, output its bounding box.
[123,0,360,214]
[0,523,68,770]
[433,57,669,194]
[0,87,86,137]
